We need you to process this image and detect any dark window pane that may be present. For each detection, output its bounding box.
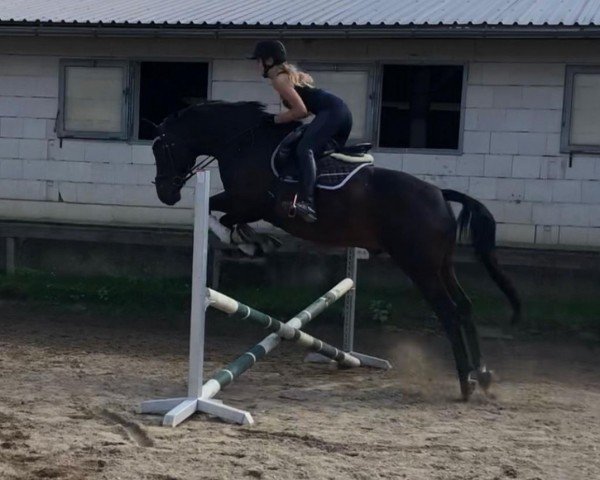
[379,65,463,149]
[138,62,209,140]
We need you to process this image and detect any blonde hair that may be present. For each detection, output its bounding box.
[279,62,314,88]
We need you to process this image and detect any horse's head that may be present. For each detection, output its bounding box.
[151,101,269,205]
[152,125,200,206]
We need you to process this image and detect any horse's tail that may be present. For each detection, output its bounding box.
[441,189,522,324]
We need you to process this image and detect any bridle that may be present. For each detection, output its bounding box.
[153,123,260,189]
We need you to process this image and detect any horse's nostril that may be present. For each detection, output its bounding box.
[156,182,182,206]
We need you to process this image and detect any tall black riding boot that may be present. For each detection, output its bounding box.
[296,149,317,223]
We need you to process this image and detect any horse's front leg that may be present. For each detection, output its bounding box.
[207,193,280,255]
[209,191,233,215]
[208,191,243,249]
[222,211,282,256]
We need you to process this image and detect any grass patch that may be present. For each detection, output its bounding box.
[0,269,190,317]
[1,269,598,338]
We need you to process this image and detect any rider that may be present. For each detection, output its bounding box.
[250,40,353,223]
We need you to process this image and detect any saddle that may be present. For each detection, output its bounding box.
[271,125,374,190]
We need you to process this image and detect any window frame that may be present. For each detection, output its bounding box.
[373,61,468,155]
[58,59,130,140]
[298,62,376,144]
[58,58,212,143]
[561,65,600,154]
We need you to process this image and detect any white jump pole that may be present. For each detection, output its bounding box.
[305,248,392,370]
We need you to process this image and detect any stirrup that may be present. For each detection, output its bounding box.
[285,194,317,223]
[287,194,298,218]
[295,200,317,223]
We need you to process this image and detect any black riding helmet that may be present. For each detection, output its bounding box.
[250,40,287,77]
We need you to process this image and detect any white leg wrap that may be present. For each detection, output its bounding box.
[209,215,232,244]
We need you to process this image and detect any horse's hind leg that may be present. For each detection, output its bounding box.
[407,265,477,400]
[441,258,494,392]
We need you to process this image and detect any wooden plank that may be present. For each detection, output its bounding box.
[0,220,598,271]
[6,237,15,274]
[0,221,193,247]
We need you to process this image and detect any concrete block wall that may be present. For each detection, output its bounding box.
[0,37,599,249]
[0,53,207,226]
[463,61,599,247]
[0,46,280,227]
[391,60,600,248]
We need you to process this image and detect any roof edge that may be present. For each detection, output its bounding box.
[1,23,600,39]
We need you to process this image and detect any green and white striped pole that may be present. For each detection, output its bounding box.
[208,286,360,365]
[200,278,355,401]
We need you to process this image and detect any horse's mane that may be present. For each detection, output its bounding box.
[164,101,268,128]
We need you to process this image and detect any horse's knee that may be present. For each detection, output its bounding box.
[219,215,235,229]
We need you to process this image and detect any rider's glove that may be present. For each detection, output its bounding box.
[261,114,277,126]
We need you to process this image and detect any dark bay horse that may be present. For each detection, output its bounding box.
[151,101,521,400]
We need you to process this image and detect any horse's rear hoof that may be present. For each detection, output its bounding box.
[476,366,495,393]
[460,378,476,401]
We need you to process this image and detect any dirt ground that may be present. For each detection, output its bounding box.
[1,302,599,480]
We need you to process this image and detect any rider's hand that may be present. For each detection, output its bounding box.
[261,114,276,126]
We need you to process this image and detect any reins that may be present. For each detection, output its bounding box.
[154,123,259,188]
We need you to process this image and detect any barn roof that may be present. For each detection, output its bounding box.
[2,0,600,37]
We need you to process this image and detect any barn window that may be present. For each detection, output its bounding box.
[135,62,209,140]
[59,60,129,139]
[298,64,374,142]
[562,66,600,153]
[378,65,465,151]
[58,60,210,141]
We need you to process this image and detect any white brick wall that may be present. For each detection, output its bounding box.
[0,38,598,246]
[0,138,20,158]
[496,223,536,244]
[455,58,600,248]
[484,155,512,177]
[496,179,525,201]
[0,158,23,178]
[0,75,57,97]
[535,225,559,245]
[212,80,279,106]
[564,157,598,180]
[403,154,457,175]
[490,133,518,154]
[457,154,484,176]
[0,179,47,200]
[463,131,490,154]
[0,97,58,117]
[551,180,581,203]
[468,177,496,199]
[582,181,600,203]
[512,156,543,178]
[524,179,552,202]
[559,227,590,247]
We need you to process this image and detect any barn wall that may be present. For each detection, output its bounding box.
[0,37,599,247]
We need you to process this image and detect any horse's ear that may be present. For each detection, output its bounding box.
[141,118,160,136]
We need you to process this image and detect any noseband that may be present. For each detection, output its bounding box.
[153,124,259,189]
[153,132,215,189]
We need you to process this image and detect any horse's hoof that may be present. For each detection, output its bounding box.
[476,366,495,394]
[257,234,282,255]
[237,243,257,256]
[460,378,477,401]
[231,225,253,244]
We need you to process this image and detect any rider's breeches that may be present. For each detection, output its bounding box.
[295,104,352,202]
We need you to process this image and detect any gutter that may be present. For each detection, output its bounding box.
[0,23,599,39]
